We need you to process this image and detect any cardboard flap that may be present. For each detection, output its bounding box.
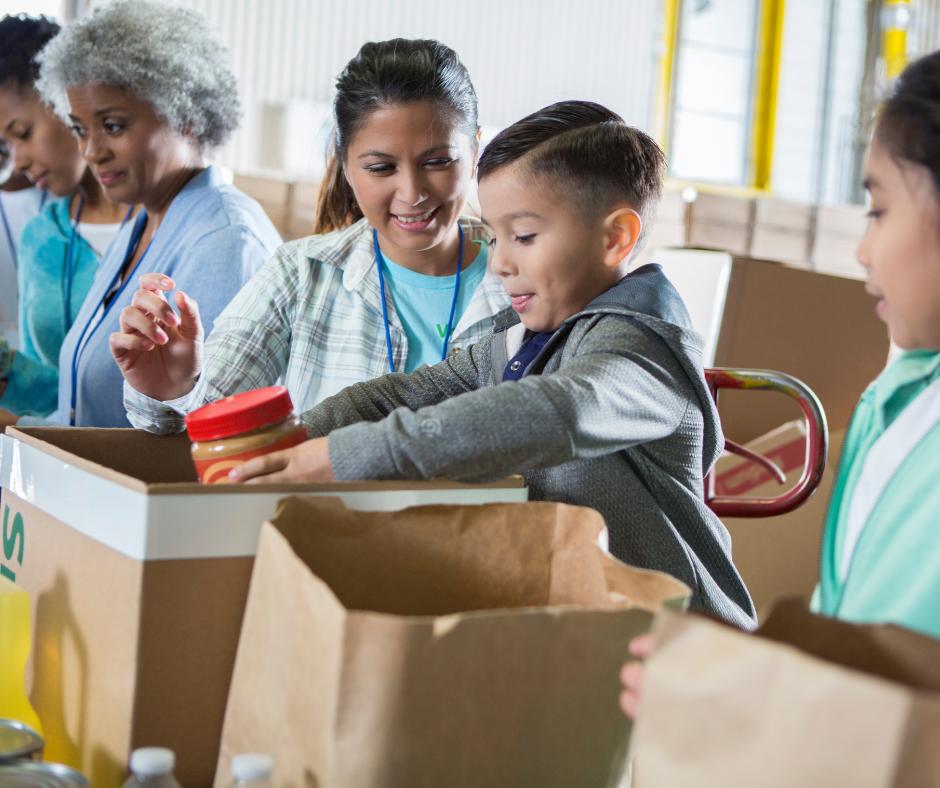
[758,599,940,693]
[602,553,690,612]
[267,496,681,615]
[632,607,919,788]
[632,604,940,787]
[9,427,195,486]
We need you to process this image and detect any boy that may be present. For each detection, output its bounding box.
[232,100,755,627]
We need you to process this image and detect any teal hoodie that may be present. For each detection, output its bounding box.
[814,349,940,638]
[0,197,98,416]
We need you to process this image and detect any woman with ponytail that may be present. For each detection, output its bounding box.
[113,39,508,431]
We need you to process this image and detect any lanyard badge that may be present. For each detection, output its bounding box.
[68,210,149,425]
[372,225,464,374]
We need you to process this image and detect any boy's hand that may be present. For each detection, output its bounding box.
[619,633,654,720]
[228,437,335,484]
[0,408,19,430]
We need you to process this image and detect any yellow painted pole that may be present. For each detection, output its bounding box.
[882,0,911,80]
[750,0,786,192]
[655,0,681,154]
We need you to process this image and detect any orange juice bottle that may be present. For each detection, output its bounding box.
[0,576,43,734]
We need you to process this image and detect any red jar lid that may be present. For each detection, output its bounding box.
[185,386,295,442]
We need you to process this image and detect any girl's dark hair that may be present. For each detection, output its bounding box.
[314,38,478,234]
[0,14,60,91]
[478,100,665,248]
[875,50,940,195]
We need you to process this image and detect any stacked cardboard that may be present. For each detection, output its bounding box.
[750,197,815,267]
[812,202,868,280]
[232,172,322,241]
[685,191,755,256]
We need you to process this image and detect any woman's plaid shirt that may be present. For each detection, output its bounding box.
[124,216,509,433]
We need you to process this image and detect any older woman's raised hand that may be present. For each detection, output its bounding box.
[110,273,205,401]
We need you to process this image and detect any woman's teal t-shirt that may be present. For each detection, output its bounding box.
[0,197,99,416]
[381,240,488,372]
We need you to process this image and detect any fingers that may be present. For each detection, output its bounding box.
[132,288,179,327]
[138,272,176,292]
[228,451,290,484]
[628,633,654,659]
[174,290,203,341]
[619,633,654,721]
[119,304,169,345]
[118,281,183,344]
[109,331,155,361]
[619,660,645,719]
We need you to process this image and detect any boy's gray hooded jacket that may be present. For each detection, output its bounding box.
[304,264,756,627]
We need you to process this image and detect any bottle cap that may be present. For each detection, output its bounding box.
[129,747,175,776]
[231,753,273,780]
[185,386,294,442]
[0,718,44,761]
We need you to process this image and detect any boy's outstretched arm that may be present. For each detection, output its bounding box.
[301,336,491,435]
[230,338,491,483]
[236,317,692,484]
[233,318,694,481]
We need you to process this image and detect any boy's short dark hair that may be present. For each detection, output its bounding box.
[477,100,665,251]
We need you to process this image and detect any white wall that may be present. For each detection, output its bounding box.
[771,0,867,205]
[771,0,828,203]
[175,0,660,174]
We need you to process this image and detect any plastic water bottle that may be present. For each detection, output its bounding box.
[121,748,182,787]
[230,753,274,786]
[0,576,43,734]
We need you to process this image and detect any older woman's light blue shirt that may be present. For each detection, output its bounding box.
[20,166,281,427]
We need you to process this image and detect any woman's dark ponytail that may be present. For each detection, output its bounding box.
[314,142,362,234]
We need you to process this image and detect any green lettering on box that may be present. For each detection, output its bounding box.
[2,505,25,567]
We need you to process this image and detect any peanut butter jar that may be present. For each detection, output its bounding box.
[185,386,308,484]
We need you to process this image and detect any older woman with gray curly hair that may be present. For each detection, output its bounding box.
[7,0,281,429]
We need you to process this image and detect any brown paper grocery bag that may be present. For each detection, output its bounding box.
[630,600,940,787]
[216,497,689,788]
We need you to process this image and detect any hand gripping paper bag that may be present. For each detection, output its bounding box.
[216,497,689,788]
[630,600,940,787]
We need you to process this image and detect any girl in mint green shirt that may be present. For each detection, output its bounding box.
[812,50,940,637]
[621,49,940,717]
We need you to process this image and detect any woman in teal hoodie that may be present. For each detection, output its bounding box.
[621,49,940,717]
[0,15,126,417]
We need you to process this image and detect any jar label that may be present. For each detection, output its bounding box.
[194,428,309,484]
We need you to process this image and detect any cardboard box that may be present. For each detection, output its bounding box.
[653,248,889,441]
[685,192,755,256]
[232,172,292,238]
[217,497,689,788]
[0,427,527,788]
[812,203,868,280]
[750,197,815,267]
[285,179,320,240]
[714,420,846,617]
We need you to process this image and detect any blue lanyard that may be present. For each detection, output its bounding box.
[0,195,16,269]
[0,188,47,270]
[68,210,149,425]
[62,192,86,331]
[372,226,464,373]
[63,200,136,334]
